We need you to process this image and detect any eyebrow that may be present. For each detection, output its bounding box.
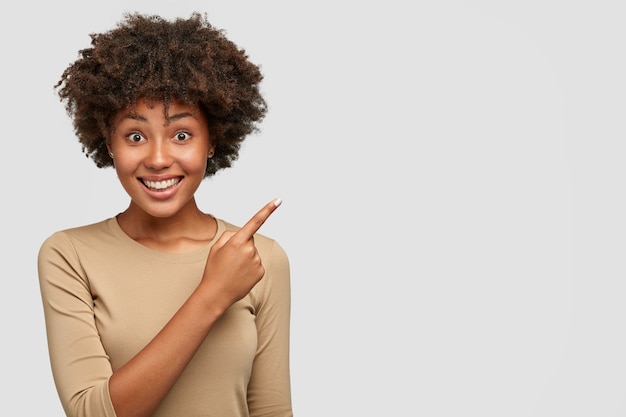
[167,112,194,122]
[120,112,195,123]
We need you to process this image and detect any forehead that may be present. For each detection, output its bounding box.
[113,98,202,125]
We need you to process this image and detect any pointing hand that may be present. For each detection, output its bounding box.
[200,198,282,310]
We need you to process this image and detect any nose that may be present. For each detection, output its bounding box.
[144,140,173,170]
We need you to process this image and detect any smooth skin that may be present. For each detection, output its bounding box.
[105,98,281,417]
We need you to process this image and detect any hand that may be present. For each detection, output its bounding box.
[199,198,282,311]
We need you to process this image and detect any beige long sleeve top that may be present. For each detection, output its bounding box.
[38,217,292,417]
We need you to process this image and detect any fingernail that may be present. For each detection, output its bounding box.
[274,198,282,207]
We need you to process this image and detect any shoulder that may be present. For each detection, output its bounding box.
[39,218,116,255]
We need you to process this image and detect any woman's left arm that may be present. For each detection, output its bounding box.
[247,239,293,417]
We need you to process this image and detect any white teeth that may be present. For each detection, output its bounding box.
[143,178,180,190]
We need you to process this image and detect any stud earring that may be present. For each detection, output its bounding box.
[108,152,114,159]
[207,151,214,158]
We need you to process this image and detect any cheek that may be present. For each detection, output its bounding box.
[110,154,136,177]
[181,148,210,171]
[193,156,209,176]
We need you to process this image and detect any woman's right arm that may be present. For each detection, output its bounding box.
[38,232,119,417]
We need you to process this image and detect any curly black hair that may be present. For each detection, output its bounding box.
[55,12,267,177]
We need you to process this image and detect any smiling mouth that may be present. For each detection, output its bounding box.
[142,178,182,191]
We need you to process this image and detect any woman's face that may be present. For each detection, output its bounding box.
[107,98,213,219]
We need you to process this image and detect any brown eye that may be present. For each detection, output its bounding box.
[175,132,191,141]
[127,132,144,143]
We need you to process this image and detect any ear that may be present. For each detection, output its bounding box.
[105,139,115,160]
[207,135,216,157]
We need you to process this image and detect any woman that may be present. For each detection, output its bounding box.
[37,12,292,417]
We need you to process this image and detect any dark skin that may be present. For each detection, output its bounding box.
[55,14,277,415]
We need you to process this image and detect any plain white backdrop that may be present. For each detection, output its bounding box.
[2,0,625,415]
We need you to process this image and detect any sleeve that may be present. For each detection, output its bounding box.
[247,239,293,417]
[37,232,118,417]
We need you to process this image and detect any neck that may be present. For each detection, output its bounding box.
[117,198,217,250]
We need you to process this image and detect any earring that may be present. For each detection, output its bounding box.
[108,152,114,159]
[207,151,214,158]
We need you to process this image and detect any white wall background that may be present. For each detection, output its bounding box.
[2,0,625,415]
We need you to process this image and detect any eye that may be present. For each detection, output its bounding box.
[174,131,191,142]
[127,132,145,143]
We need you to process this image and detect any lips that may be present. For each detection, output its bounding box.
[141,177,182,191]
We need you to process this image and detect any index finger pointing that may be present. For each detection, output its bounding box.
[235,198,282,241]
